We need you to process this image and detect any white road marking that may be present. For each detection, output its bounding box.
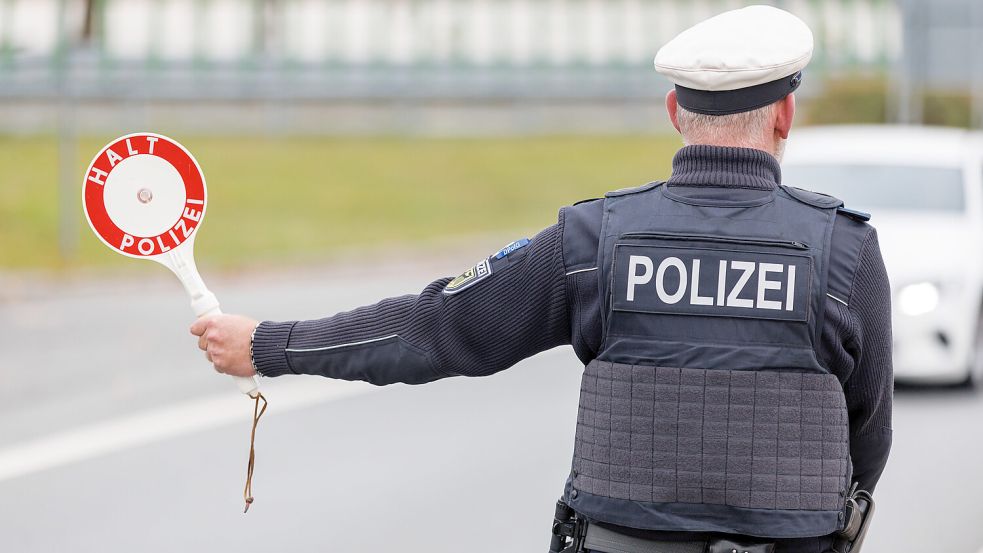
[0,378,375,483]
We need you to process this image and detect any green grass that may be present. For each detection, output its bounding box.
[0,135,680,271]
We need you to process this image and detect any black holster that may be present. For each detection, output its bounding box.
[549,499,587,553]
[829,484,875,553]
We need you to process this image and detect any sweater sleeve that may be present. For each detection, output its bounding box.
[842,228,894,492]
[251,219,571,385]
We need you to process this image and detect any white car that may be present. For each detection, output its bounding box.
[782,126,983,385]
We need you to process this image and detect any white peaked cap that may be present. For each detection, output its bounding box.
[654,5,814,115]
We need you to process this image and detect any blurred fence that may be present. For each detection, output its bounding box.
[3,0,982,263]
[0,0,901,101]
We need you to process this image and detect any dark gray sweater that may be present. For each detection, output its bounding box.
[253,145,893,553]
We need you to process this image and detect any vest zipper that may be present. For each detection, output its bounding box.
[621,231,809,250]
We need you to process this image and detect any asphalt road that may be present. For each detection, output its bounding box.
[1,256,981,553]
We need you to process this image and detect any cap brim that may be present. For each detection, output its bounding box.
[675,72,803,115]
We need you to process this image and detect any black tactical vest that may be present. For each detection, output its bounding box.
[563,182,851,539]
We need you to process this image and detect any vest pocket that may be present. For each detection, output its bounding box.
[621,231,809,251]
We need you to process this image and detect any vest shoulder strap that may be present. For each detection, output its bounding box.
[573,197,602,206]
[836,206,872,222]
[604,181,664,198]
[780,184,843,209]
[782,185,872,221]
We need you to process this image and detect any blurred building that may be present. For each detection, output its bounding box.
[2,0,900,74]
[0,0,914,135]
[0,0,981,133]
[896,0,983,126]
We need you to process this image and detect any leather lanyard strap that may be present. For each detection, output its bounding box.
[243,392,268,513]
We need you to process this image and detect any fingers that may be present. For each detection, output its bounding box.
[190,314,258,378]
[193,316,217,359]
[207,348,230,374]
[199,331,221,369]
[189,316,216,337]
[194,318,220,370]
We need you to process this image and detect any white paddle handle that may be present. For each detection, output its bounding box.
[200,304,261,398]
[164,247,260,398]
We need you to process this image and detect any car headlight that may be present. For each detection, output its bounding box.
[898,282,940,316]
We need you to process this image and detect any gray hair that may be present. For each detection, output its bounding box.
[676,104,776,148]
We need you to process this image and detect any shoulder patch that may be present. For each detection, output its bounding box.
[494,238,531,259]
[781,185,843,209]
[443,258,492,295]
[836,206,872,222]
[605,181,664,198]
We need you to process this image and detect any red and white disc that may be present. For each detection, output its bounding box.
[82,133,208,259]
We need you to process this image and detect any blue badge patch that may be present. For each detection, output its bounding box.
[494,238,530,259]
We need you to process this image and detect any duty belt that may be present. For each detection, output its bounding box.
[549,499,776,553]
[584,525,707,553]
[584,526,776,553]
[548,493,876,553]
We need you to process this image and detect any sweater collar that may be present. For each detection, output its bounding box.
[666,145,782,191]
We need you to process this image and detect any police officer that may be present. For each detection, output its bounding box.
[191,6,892,553]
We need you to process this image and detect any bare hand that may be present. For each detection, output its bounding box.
[189,314,259,377]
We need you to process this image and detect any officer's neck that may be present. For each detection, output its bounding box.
[667,144,782,191]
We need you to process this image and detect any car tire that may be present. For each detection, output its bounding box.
[969,308,983,388]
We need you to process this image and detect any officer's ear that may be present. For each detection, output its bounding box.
[775,93,796,140]
[666,89,682,134]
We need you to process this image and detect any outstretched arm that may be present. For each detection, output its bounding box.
[246,222,571,385]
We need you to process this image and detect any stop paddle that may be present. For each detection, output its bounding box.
[82,132,266,511]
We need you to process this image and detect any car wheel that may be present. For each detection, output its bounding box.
[970,308,983,388]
